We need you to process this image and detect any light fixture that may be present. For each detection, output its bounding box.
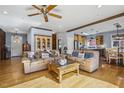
[113,23,122,64]
[114,23,121,40]
[13,28,20,43]
[3,11,8,14]
[13,31,19,43]
[81,32,89,35]
[97,5,102,8]
[14,27,19,31]
[52,31,55,34]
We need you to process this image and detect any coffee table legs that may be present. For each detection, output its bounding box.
[58,68,79,83]
[59,73,62,83]
[77,67,79,76]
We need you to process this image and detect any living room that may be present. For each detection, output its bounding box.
[0,5,124,89]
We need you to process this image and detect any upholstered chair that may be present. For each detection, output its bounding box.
[78,51,99,72]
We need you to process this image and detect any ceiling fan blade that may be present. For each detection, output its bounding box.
[45,5,57,13]
[44,14,48,22]
[48,13,62,19]
[28,13,41,16]
[32,5,41,10]
[41,8,44,14]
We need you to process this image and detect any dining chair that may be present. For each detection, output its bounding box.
[108,51,123,65]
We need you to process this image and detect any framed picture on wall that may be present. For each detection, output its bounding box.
[112,40,119,48]
[111,33,124,48]
[87,37,96,48]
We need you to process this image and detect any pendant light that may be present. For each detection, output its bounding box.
[114,23,122,64]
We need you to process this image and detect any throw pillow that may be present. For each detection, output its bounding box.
[58,59,67,66]
[34,52,40,59]
[84,52,94,59]
[28,52,34,59]
[72,51,79,57]
[41,52,49,58]
[78,53,85,58]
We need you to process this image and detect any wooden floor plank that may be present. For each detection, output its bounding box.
[0,57,124,88]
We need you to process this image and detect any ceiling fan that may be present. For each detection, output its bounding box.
[28,5,62,22]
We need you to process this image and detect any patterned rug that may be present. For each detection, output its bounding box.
[10,74,118,88]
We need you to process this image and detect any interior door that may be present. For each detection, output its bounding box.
[11,35,22,57]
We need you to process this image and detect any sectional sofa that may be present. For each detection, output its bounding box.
[22,50,99,74]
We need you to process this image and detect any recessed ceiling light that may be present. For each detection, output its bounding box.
[97,5,102,8]
[52,32,55,34]
[81,32,89,35]
[3,11,8,14]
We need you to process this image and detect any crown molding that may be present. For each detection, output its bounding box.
[31,26,52,31]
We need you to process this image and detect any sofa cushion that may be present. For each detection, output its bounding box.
[84,52,94,59]
[72,51,79,57]
[78,53,85,58]
[41,53,49,58]
[27,52,35,59]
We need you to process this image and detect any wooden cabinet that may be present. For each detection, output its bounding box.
[37,38,41,49]
[74,35,78,41]
[52,34,56,50]
[81,36,86,45]
[79,35,86,44]
[74,34,86,50]
[96,35,103,45]
[78,35,82,43]
[35,35,52,51]
[0,29,6,60]
[74,34,86,44]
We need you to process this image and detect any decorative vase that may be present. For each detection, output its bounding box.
[58,59,67,66]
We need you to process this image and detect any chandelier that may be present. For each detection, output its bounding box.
[13,31,19,43]
[113,23,122,40]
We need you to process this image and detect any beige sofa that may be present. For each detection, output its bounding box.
[22,50,61,74]
[67,50,99,72]
[22,50,99,73]
[22,57,54,74]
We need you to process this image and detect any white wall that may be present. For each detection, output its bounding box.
[66,32,74,54]
[27,28,74,53]
[56,32,67,52]
[27,28,52,51]
[27,29,31,45]
[56,32,74,54]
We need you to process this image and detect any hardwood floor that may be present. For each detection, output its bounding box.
[0,57,124,88]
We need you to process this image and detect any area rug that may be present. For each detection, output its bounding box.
[10,74,118,88]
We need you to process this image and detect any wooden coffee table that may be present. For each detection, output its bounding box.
[48,61,79,83]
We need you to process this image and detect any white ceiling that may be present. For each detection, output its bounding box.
[0,5,124,34]
[74,16,124,35]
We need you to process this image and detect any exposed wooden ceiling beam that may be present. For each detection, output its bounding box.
[31,26,52,31]
[67,12,124,32]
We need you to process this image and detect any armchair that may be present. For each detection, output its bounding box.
[77,51,99,72]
